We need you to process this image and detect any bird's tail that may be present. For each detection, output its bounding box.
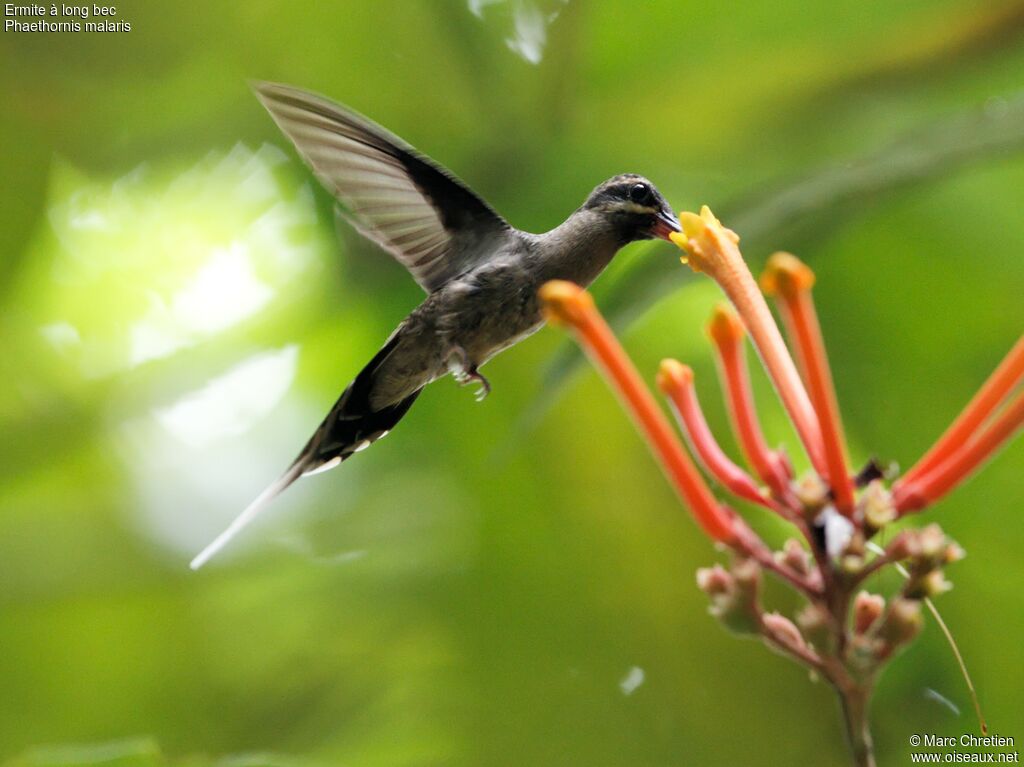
[189,334,421,570]
[188,459,307,570]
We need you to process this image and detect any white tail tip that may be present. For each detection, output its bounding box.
[189,462,305,570]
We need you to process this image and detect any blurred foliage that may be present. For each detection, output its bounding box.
[1,1,1023,766]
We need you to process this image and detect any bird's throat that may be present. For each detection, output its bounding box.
[538,209,624,288]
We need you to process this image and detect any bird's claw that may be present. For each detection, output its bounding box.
[471,374,491,402]
[456,367,491,401]
[448,348,491,402]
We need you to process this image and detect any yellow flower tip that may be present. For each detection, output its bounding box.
[706,302,746,347]
[538,280,594,327]
[656,358,693,394]
[672,207,740,274]
[668,230,703,272]
[668,230,690,250]
[698,204,719,225]
[696,205,739,243]
[760,251,816,298]
[677,207,732,242]
[678,211,707,239]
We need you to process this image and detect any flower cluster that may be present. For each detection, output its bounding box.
[539,207,1023,767]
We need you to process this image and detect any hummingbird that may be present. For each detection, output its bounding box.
[189,82,681,569]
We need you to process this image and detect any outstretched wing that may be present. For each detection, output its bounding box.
[254,81,510,293]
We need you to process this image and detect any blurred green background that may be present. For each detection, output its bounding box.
[2,1,1023,765]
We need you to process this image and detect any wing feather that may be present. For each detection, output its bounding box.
[254,81,510,293]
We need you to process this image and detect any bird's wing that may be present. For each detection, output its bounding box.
[254,81,510,293]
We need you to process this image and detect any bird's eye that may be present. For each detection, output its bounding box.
[628,183,651,205]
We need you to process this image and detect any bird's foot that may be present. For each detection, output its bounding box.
[469,370,491,402]
[448,348,491,402]
[457,367,491,402]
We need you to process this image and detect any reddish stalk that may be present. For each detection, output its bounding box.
[657,358,773,509]
[539,280,737,543]
[901,335,1024,486]
[894,389,1024,513]
[705,306,791,498]
[761,253,856,517]
[670,208,828,476]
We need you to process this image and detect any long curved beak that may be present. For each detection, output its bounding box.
[652,208,682,241]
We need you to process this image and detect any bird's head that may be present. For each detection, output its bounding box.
[584,174,681,244]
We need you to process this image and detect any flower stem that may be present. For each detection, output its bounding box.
[835,681,876,767]
[539,280,737,543]
[894,389,1024,512]
[670,209,828,476]
[762,252,856,516]
[901,335,1024,486]
[706,305,792,498]
[658,358,773,509]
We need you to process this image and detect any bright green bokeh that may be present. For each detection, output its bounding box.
[2,2,1022,765]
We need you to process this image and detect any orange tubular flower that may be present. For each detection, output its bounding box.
[657,358,773,509]
[901,335,1024,487]
[705,305,790,498]
[894,390,1024,513]
[538,203,1020,767]
[669,208,828,478]
[761,253,856,517]
[539,280,736,544]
